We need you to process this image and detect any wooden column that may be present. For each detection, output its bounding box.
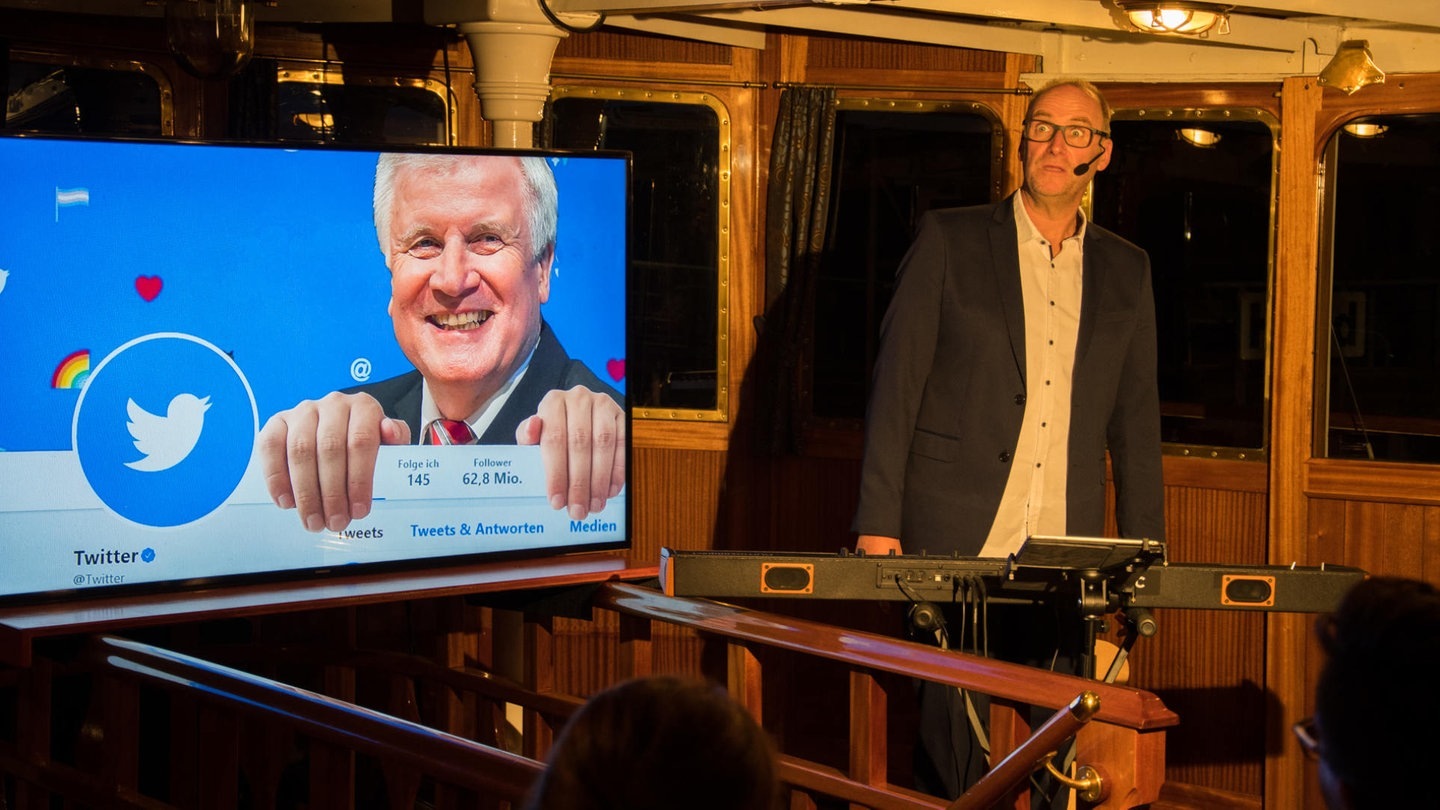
[1265,74,1324,810]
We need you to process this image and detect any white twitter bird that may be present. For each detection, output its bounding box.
[125,393,212,472]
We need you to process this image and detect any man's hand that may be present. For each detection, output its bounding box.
[856,534,903,556]
[515,386,626,519]
[257,391,411,533]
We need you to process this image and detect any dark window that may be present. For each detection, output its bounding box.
[276,70,451,145]
[6,57,166,135]
[1091,116,1276,455]
[811,104,1000,421]
[1322,114,1440,462]
[544,92,726,419]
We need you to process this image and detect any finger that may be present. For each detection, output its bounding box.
[513,414,542,446]
[562,389,596,519]
[608,406,627,499]
[533,391,570,513]
[311,393,356,532]
[380,417,412,447]
[344,399,388,524]
[280,401,326,532]
[257,413,297,511]
[587,396,621,514]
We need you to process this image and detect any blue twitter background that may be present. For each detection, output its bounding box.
[0,139,628,454]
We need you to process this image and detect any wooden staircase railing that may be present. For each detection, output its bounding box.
[0,569,1178,810]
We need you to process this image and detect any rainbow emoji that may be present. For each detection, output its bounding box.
[51,349,91,389]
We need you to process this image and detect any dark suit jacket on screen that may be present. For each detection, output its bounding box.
[851,194,1165,557]
[348,320,623,444]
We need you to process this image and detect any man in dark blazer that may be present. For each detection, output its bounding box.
[258,154,625,534]
[851,79,1164,804]
[350,320,620,446]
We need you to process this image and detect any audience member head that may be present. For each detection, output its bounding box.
[524,674,779,810]
[1308,576,1440,809]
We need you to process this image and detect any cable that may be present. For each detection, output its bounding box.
[1330,322,1375,459]
[536,0,606,34]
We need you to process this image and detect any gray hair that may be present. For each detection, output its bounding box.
[373,153,558,266]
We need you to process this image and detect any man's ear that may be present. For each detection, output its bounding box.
[1095,140,1114,173]
[536,245,555,304]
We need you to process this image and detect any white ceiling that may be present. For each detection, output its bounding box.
[540,0,1440,81]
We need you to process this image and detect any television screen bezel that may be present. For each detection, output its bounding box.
[0,131,634,607]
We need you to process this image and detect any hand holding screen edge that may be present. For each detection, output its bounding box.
[517,385,626,519]
[257,391,410,532]
[257,384,624,533]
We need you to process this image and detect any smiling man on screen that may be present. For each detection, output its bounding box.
[257,153,624,534]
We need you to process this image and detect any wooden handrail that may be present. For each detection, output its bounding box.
[593,581,1178,729]
[87,634,545,800]
[1,573,1173,810]
[947,691,1100,810]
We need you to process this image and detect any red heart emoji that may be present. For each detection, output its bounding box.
[135,275,163,302]
[606,358,625,382]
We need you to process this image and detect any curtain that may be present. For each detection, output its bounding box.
[756,85,837,454]
[227,57,278,141]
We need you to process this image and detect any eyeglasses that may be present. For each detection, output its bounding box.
[1292,716,1322,761]
[1023,119,1110,149]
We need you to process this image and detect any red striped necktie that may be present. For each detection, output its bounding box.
[425,419,478,446]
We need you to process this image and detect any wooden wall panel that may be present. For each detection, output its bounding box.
[1305,498,1440,580]
[628,445,728,565]
[1124,482,1269,797]
[803,31,1008,74]
[553,29,734,66]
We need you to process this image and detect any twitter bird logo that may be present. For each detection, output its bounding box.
[125,393,212,472]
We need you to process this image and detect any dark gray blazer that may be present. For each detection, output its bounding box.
[852,194,1165,557]
[349,320,623,445]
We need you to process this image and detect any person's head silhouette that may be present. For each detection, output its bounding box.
[1303,576,1440,808]
[524,674,778,810]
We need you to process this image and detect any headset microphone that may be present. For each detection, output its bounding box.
[1073,139,1108,176]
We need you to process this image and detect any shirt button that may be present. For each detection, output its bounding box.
[1014,393,1026,405]
[998,451,1012,463]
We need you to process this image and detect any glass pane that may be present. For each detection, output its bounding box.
[6,59,165,136]
[276,71,450,145]
[812,106,998,420]
[546,95,723,416]
[1323,114,1440,462]
[1091,117,1275,453]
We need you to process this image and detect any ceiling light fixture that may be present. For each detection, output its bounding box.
[1318,41,1386,96]
[165,0,255,80]
[1178,127,1221,148]
[1114,2,1232,36]
[1342,122,1388,138]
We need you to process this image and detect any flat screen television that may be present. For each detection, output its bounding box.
[0,133,631,604]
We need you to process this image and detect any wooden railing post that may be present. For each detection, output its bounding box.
[522,610,556,759]
[616,609,653,680]
[194,702,241,810]
[848,669,887,790]
[986,696,1031,810]
[728,643,764,721]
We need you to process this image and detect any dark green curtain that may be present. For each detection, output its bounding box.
[756,85,837,454]
[227,57,278,141]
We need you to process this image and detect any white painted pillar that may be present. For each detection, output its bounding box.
[428,0,570,149]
